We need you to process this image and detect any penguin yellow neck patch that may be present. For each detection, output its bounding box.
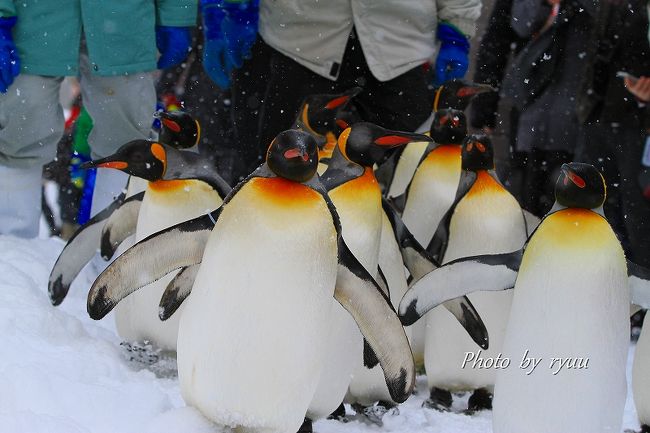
[330,167,380,203]
[531,208,618,250]
[465,170,504,199]
[423,145,461,168]
[148,179,191,192]
[249,177,320,206]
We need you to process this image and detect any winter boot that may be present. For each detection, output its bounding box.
[0,165,44,238]
[90,167,129,217]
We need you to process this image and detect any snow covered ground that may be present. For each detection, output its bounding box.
[0,234,642,433]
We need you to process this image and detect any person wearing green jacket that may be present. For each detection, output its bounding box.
[0,0,197,238]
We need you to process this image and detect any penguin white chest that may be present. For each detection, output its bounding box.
[425,171,526,391]
[493,209,629,433]
[177,177,338,433]
[633,315,650,425]
[114,179,222,350]
[402,145,461,246]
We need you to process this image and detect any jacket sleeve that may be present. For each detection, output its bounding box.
[0,0,16,18]
[437,0,482,37]
[510,0,552,38]
[156,0,198,27]
[471,0,523,128]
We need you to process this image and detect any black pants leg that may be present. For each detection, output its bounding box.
[576,123,650,267]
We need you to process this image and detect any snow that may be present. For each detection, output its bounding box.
[0,234,642,433]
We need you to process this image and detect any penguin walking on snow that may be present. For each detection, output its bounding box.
[47,111,204,306]
[86,130,416,433]
[419,134,526,412]
[79,137,230,351]
[399,162,650,433]
[313,123,430,422]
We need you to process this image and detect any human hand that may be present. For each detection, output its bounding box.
[201,0,259,89]
[434,23,470,87]
[625,76,650,103]
[0,16,20,93]
[156,26,192,70]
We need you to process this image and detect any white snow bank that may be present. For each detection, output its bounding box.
[0,235,641,433]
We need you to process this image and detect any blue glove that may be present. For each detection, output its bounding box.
[201,0,259,89]
[434,22,470,87]
[156,26,192,69]
[0,16,20,93]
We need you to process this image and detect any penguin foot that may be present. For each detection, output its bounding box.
[464,387,493,415]
[352,402,398,425]
[327,403,347,421]
[119,341,178,378]
[423,387,453,412]
[120,341,160,365]
[296,418,312,433]
[641,425,650,433]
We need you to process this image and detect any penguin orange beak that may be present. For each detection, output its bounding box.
[81,158,128,170]
[374,131,431,148]
[456,83,495,98]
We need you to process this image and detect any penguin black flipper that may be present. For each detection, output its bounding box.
[382,197,438,279]
[426,171,477,262]
[382,197,488,348]
[48,192,126,306]
[100,191,145,260]
[628,260,650,309]
[335,236,415,403]
[399,249,524,327]
[159,263,200,321]
[363,338,380,369]
[87,208,221,320]
[376,265,390,297]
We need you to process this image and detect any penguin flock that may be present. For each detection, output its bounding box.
[47,80,650,433]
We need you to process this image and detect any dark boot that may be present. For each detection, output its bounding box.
[465,387,493,414]
[296,418,312,433]
[423,387,453,411]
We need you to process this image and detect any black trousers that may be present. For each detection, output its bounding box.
[520,148,573,217]
[576,122,650,268]
[230,32,434,181]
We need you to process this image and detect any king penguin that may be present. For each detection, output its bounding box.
[400,163,631,433]
[86,129,415,433]
[47,111,205,306]
[80,137,230,351]
[420,134,526,412]
[312,123,430,421]
[381,80,494,198]
[291,87,361,174]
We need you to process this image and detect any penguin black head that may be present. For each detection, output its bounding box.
[297,87,362,138]
[555,163,606,209]
[266,130,319,183]
[337,122,432,168]
[462,134,494,171]
[430,109,467,145]
[433,79,496,112]
[81,139,167,181]
[156,111,200,149]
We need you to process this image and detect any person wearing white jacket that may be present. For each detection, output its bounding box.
[201,0,482,178]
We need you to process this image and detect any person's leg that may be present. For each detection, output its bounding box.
[79,47,156,215]
[612,126,650,268]
[230,38,275,181]
[256,42,337,165]
[0,74,65,237]
[575,123,628,251]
